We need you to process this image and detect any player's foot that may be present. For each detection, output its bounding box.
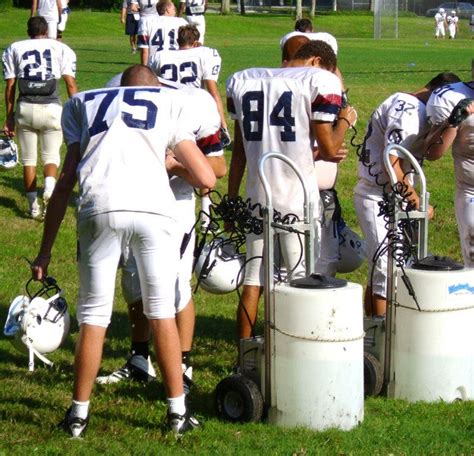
[131,47,137,54]
[96,355,156,384]
[28,199,42,220]
[59,407,89,438]
[166,409,201,435]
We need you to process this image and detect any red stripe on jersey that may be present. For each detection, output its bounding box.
[137,34,150,46]
[312,93,342,115]
[197,131,221,155]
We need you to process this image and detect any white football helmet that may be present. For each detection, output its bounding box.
[0,136,18,170]
[3,277,70,371]
[194,237,245,294]
[439,7,445,13]
[336,222,367,273]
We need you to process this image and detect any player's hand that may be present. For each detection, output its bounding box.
[165,150,179,175]
[220,126,231,148]
[340,105,358,127]
[427,204,435,220]
[331,143,349,163]
[31,254,51,281]
[3,118,15,138]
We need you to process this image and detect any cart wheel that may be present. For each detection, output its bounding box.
[364,351,383,397]
[215,373,264,422]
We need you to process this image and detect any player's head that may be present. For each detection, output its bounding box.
[424,72,461,91]
[294,18,313,32]
[27,16,48,38]
[439,7,445,13]
[157,0,176,16]
[288,40,337,72]
[178,25,200,48]
[282,35,310,64]
[121,65,160,87]
[451,10,456,15]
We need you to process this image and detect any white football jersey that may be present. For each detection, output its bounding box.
[36,0,59,21]
[358,92,427,186]
[427,81,474,189]
[61,87,198,220]
[2,38,76,81]
[180,0,206,15]
[280,31,338,55]
[434,12,446,24]
[149,46,221,88]
[227,66,342,218]
[138,0,158,16]
[447,14,458,25]
[137,15,188,58]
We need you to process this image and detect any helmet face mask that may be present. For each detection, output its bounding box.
[0,136,19,170]
[3,277,70,370]
[194,237,245,294]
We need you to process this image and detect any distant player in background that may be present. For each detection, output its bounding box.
[31,0,61,39]
[2,16,77,219]
[179,0,207,44]
[138,0,158,17]
[149,25,228,228]
[227,41,357,342]
[447,10,459,39]
[57,0,70,40]
[424,80,474,267]
[354,72,460,317]
[434,7,447,39]
[121,0,140,54]
[137,0,187,65]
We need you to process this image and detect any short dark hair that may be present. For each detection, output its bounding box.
[177,25,200,47]
[121,64,159,86]
[27,16,48,38]
[425,72,461,90]
[293,40,337,72]
[294,18,313,32]
[157,0,171,15]
[282,35,310,62]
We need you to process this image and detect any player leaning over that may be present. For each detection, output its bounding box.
[31,65,216,437]
[2,16,77,219]
[424,80,474,267]
[354,72,461,317]
[227,40,357,342]
[137,0,187,65]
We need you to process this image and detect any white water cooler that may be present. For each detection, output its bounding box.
[392,257,474,402]
[267,274,364,430]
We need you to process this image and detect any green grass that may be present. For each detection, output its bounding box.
[1,7,474,455]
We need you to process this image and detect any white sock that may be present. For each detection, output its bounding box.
[44,177,56,197]
[167,394,186,416]
[26,191,38,205]
[71,399,90,420]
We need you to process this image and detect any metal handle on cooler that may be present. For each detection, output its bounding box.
[258,152,315,409]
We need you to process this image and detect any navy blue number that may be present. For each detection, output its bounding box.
[151,29,164,51]
[269,91,295,141]
[180,61,197,84]
[242,91,264,141]
[22,49,52,80]
[122,89,157,130]
[160,63,178,82]
[433,85,454,97]
[84,89,119,137]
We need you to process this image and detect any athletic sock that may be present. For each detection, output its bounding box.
[131,341,149,359]
[71,399,90,420]
[26,191,38,205]
[167,394,186,416]
[44,177,56,197]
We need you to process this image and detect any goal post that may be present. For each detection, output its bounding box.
[373,0,399,39]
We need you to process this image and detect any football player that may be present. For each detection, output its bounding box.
[446,10,459,39]
[56,0,70,41]
[2,16,77,219]
[121,0,140,54]
[31,64,216,437]
[178,0,207,44]
[31,0,61,39]
[137,0,187,65]
[424,80,474,268]
[149,24,228,228]
[138,0,158,17]
[227,40,357,341]
[354,72,460,317]
[434,8,447,39]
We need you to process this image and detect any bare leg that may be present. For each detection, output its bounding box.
[176,299,195,352]
[23,165,37,193]
[237,285,263,340]
[149,318,183,398]
[43,162,58,179]
[364,285,386,317]
[73,324,107,401]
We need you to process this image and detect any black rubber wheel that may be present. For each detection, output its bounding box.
[364,351,383,397]
[215,373,264,423]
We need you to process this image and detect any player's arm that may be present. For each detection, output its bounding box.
[424,120,457,160]
[141,47,149,66]
[312,106,357,162]
[31,0,38,16]
[227,121,245,199]
[31,142,80,280]
[120,3,127,23]
[204,79,228,130]
[56,0,62,22]
[62,75,78,97]
[3,78,16,138]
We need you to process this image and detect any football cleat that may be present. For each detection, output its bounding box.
[29,200,42,220]
[95,355,156,384]
[166,409,201,435]
[60,407,89,438]
[182,364,194,396]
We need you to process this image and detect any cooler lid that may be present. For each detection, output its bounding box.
[290,273,347,289]
[412,255,464,271]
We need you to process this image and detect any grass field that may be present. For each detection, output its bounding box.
[1,6,474,455]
